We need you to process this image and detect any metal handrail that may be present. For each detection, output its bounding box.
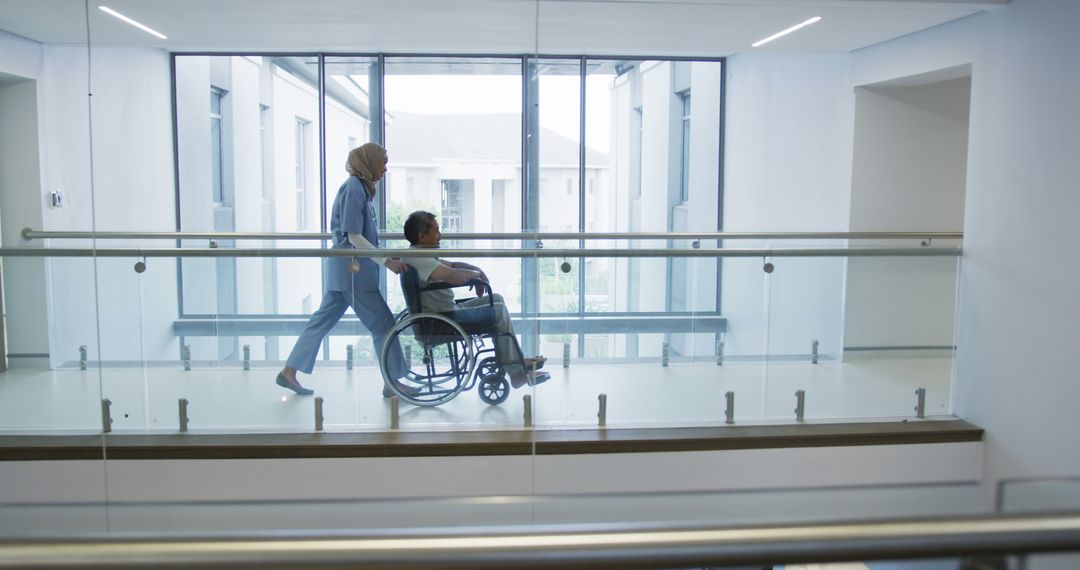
[20,227,963,242]
[0,512,1076,568]
[0,246,962,259]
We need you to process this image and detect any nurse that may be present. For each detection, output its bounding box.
[275,142,409,396]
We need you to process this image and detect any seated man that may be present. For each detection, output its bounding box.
[403,211,548,388]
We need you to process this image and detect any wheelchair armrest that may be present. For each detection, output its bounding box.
[417,281,459,292]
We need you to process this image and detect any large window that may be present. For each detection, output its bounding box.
[383,56,524,315]
[175,55,324,360]
[172,54,723,361]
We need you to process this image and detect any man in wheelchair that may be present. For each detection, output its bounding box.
[403,211,549,389]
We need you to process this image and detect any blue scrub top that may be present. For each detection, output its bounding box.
[326,176,381,292]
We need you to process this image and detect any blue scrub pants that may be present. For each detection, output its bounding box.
[286,288,406,378]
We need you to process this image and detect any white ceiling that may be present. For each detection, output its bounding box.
[0,0,1007,56]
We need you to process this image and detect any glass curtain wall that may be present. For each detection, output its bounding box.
[165,52,725,429]
[323,56,377,365]
[171,54,723,369]
[174,55,324,365]
[382,56,524,316]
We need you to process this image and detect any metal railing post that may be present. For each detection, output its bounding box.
[178,398,189,432]
[100,399,112,433]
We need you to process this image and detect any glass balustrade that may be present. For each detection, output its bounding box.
[0,256,102,432]
[1,240,962,434]
[762,248,960,420]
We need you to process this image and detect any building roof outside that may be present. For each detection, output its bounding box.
[387,112,609,168]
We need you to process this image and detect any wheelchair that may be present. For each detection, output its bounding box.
[379,267,530,407]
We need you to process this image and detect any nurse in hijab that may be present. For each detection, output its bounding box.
[275,142,409,396]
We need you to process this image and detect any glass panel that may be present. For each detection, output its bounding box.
[323,56,376,229]
[715,255,770,422]
[383,56,524,314]
[0,256,103,431]
[534,250,767,428]
[752,251,961,421]
[539,239,578,315]
[762,254,847,421]
[582,57,723,364]
[95,257,160,431]
[174,55,321,319]
[536,58,581,235]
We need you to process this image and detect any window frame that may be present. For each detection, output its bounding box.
[171,53,727,335]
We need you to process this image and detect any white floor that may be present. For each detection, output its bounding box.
[0,350,954,433]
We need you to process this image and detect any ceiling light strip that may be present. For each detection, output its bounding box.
[752,16,821,48]
[98,6,168,40]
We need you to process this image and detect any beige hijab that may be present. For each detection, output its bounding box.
[345,142,387,193]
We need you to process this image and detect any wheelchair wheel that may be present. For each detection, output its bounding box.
[381,313,475,407]
[478,373,510,405]
[475,356,503,379]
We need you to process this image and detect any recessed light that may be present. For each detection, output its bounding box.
[752,16,821,48]
[98,6,168,40]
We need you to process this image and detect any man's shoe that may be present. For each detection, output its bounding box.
[276,373,314,396]
[527,370,551,386]
[383,381,422,398]
[511,370,550,389]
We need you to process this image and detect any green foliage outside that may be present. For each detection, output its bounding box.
[383,201,436,238]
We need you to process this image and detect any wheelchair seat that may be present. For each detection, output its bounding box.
[399,267,498,337]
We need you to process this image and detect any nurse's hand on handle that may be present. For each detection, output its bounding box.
[384,259,409,275]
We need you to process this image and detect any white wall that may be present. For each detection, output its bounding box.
[36,46,178,365]
[0,31,48,368]
[0,30,42,81]
[721,54,853,359]
[845,78,969,349]
[0,79,50,366]
[852,0,1080,484]
[0,442,982,504]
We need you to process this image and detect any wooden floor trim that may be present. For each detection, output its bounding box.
[0,419,982,461]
